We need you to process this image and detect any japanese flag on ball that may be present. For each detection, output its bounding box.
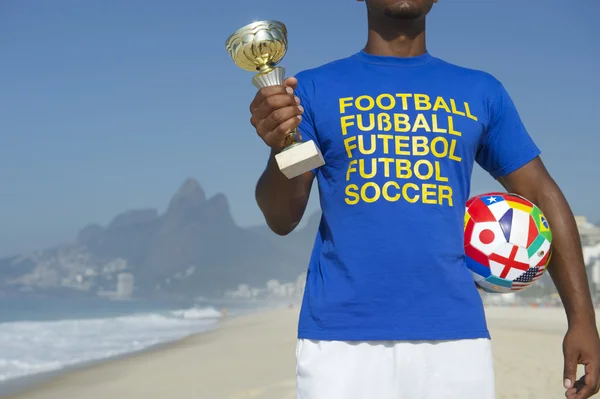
[464,192,553,293]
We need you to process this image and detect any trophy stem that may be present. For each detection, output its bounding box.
[258,65,273,73]
[252,66,286,89]
[283,129,301,148]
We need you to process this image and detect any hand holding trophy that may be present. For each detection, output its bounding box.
[225,21,325,179]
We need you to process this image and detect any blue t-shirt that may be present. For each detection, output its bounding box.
[294,50,541,341]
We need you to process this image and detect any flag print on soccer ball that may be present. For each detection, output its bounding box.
[464,192,553,294]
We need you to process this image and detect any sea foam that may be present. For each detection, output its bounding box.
[0,306,222,382]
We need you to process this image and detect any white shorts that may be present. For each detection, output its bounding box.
[296,338,495,399]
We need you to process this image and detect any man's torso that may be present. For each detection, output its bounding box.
[293,51,524,341]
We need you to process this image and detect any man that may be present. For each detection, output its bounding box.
[248,0,600,397]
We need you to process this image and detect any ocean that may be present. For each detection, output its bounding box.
[0,297,270,394]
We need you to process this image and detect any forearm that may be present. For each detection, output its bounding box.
[255,150,313,236]
[499,159,596,327]
[532,182,596,327]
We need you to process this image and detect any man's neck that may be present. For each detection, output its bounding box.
[363,18,427,58]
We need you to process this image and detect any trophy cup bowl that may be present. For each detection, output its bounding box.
[225,21,325,179]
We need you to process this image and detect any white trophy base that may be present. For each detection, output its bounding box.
[275,140,325,179]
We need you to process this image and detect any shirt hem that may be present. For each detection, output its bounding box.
[297,328,491,341]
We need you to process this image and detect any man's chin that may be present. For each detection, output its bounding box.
[383,3,422,19]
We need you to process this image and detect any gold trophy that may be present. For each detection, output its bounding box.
[225,20,325,179]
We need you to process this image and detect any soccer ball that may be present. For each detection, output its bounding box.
[464,192,552,293]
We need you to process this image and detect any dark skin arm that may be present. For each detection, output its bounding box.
[255,155,314,235]
[498,156,600,399]
[250,77,314,236]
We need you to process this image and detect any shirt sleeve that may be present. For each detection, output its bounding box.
[475,80,541,179]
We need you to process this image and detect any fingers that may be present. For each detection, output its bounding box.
[284,76,298,90]
[566,375,583,398]
[261,114,303,147]
[249,77,297,114]
[259,103,303,133]
[249,77,305,150]
[564,350,578,393]
[565,363,600,399]
[249,85,292,114]
[573,363,600,398]
[584,360,600,395]
[252,93,300,123]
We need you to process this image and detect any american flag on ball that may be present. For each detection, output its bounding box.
[464,192,553,294]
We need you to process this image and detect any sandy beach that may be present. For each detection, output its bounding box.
[3,304,593,399]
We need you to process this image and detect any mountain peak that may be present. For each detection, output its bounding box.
[166,178,206,214]
[177,178,204,199]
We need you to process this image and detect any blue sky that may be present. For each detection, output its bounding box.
[1,0,598,256]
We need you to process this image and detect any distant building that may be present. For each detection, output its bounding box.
[296,273,307,298]
[483,292,516,306]
[576,216,600,247]
[266,279,281,293]
[116,273,134,298]
[576,217,600,298]
[224,274,310,300]
[281,283,295,297]
[102,258,128,275]
[224,284,253,299]
[590,257,600,293]
[584,244,600,296]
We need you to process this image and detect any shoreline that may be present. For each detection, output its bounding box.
[0,329,219,398]
[3,305,593,399]
[0,301,293,398]
[3,305,301,399]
